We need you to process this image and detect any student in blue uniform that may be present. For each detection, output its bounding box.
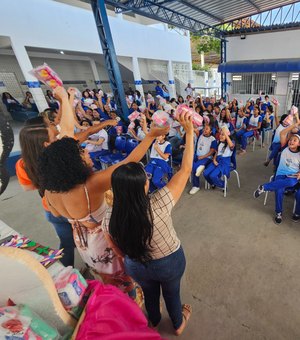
[203,127,235,190]
[254,133,300,224]
[264,101,288,166]
[239,105,262,155]
[233,108,247,145]
[145,135,172,192]
[189,125,217,195]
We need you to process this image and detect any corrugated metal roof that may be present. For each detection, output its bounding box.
[161,0,298,26]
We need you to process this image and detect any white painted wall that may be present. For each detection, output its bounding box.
[227,30,300,61]
[0,0,191,63]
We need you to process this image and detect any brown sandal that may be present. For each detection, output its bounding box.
[175,304,192,336]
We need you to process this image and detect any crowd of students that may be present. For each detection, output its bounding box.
[14,83,300,336]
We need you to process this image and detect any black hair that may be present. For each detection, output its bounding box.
[80,119,92,126]
[38,137,92,193]
[266,105,273,113]
[109,162,153,262]
[135,90,141,97]
[280,114,288,124]
[177,95,184,103]
[24,116,46,127]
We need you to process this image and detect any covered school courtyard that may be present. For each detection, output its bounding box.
[1,146,300,339]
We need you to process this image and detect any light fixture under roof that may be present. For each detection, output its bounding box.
[60,50,64,54]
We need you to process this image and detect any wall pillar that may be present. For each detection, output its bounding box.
[89,58,102,89]
[132,56,145,99]
[11,41,48,112]
[167,60,176,99]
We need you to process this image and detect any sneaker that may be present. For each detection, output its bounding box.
[195,165,205,177]
[253,185,264,198]
[211,185,216,189]
[263,160,270,167]
[189,187,200,195]
[291,214,300,223]
[274,213,282,224]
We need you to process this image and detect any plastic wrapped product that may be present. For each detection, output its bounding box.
[152,110,170,127]
[29,63,63,89]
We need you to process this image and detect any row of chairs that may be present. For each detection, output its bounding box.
[99,136,139,169]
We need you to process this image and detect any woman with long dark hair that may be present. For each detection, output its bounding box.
[102,113,194,335]
[38,120,169,286]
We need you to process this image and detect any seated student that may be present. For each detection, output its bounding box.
[203,127,235,190]
[217,108,234,136]
[254,133,300,224]
[264,101,287,167]
[85,118,111,170]
[82,90,97,109]
[239,105,262,155]
[260,105,274,147]
[189,124,217,195]
[128,116,147,142]
[145,135,172,192]
[234,109,247,144]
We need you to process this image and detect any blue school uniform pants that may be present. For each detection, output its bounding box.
[240,130,254,150]
[268,142,281,163]
[203,156,231,189]
[263,175,298,213]
[192,157,211,188]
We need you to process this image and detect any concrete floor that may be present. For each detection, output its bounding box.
[1,146,300,340]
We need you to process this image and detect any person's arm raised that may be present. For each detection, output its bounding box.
[280,123,298,147]
[166,113,194,204]
[75,120,117,143]
[93,124,170,191]
[53,86,75,138]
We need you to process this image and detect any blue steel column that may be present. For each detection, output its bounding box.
[91,0,128,119]
[221,39,227,99]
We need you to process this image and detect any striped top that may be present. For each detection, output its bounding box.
[102,187,180,260]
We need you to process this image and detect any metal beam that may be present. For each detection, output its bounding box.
[220,39,227,98]
[107,0,223,37]
[91,0,129,119]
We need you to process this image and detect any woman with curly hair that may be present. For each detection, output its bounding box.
[38,123,169,288]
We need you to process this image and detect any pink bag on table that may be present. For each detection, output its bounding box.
[75,281,165,340]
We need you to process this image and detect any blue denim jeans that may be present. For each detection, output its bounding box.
[45,211,75,267]
[124,246,186,329]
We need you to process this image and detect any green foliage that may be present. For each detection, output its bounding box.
[191,34,221,54]
[192,63,211,72]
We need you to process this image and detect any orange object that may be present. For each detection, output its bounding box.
[15,159,49,211]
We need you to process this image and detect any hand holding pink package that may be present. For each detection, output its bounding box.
[152,110,170,127]
[271,97,279,106]
[30,63,63,89]
[176,104,203,127]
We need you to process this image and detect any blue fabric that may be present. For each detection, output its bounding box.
[124,246,186,329]
[44,211,75,267]
[295,189,300,215]
[145,158,172,191]
[155,86,164,97]
[263,175,298,213]
[268,142,281,162]
[240,130,254,150]
[218,59,300,73]
[89,149,110,170]
[192,158,211,188]
[203,156,231,188]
